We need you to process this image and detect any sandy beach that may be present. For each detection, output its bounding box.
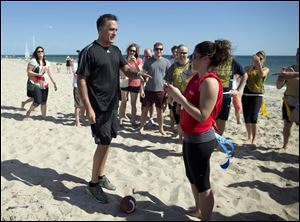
[1,58,299,221]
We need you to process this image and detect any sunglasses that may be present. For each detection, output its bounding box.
[155,48,163,51]
[190,53,206,60]
[179,52,188,55]
[37,50,44,53]
[129,49,136,53]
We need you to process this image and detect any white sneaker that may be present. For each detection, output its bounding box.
[149,118,158,127]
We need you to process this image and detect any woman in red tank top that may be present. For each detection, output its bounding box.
[165,41,232,221]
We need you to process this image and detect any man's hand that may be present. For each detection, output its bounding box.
[86,107,96,124]
[137,70,151,81]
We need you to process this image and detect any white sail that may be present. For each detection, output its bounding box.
[25,42,30,60]
[32,36,35,51]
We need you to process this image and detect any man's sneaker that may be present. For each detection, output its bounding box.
[86,185,108,204]
[99,175,116,191]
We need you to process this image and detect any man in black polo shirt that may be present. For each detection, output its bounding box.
[77,14,149,203]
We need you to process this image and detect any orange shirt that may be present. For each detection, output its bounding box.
[128,58,143,87]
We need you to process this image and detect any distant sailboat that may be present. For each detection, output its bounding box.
[25,42,30,60]
[32,35,35,51]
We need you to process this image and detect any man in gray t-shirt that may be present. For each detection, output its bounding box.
[140,42,170,135]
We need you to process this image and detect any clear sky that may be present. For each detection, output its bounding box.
[1,1,299,55]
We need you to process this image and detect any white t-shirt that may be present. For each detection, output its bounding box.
[72,61,78,88]
[29,58,51,89]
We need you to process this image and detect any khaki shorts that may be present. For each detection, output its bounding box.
[73,87,84,108]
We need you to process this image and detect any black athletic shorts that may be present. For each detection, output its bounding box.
[217,97,232,121]
[91,110,118,145]
[183,139,215,193]
[242,95,263,124]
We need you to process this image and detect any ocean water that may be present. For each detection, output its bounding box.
[5,54,296,86]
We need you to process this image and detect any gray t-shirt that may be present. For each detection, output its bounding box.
[143,56,170,92]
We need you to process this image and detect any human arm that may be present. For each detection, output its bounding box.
[233,72,248,96]
[27,63,42,78]
[273,67,299,80]
[253,55,269,78]
[120,63,151,81]
[164,78,219,122]
[140,80,145,98]
[231,60,248,96]
[276,67,299,89]
[47,67,57,91]
[77,75,95,124]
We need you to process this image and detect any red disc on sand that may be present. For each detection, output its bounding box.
[120,195,136,213]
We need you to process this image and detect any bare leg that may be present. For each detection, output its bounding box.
[216,119,226,136]
[21,98,33,108]
[199,188,214,221]
[156,107,165,135]
[185,184,201,218]
[41,104,47,119]
[119,90,128,125]
[245,123,252,143]
[91,144,110,183]
[80,107,86,122]
[283,120,293,149]
[290,107,299,124]
[170,109,175,131]
[149,104,154,119]
[130,92,138,124]
[251,123,257,145]
[25,104,36,118]
[235,112,241,124]
[139,106,150,134]
[75,107,81,127]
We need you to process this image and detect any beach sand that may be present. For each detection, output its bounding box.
[1,58,299,221]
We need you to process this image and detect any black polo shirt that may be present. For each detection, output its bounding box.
[77,41,127,112]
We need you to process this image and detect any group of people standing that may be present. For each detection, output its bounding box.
[20,13,298,221]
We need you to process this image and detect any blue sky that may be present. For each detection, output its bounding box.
[1,1,299,55]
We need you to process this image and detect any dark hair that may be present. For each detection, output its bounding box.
[194,40,232,67]
[171,45,178,52]
[96,14,118,31]
[126,43,140,59]
[153,42,163,49]
[32,46,46,66]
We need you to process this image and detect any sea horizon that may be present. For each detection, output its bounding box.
[2,54,296,86]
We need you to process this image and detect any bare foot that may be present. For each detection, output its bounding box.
[185,208,202,219]
[139,127,145,135]
[25,110,31,118]
[75,122,82,127]
[159,130,166,136]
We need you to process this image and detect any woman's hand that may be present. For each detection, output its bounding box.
[164,83,184,105]
[252,55,261,68]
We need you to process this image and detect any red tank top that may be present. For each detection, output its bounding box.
[180,71,223,135]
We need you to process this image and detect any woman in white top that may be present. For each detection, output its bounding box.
[25,46,57,119]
